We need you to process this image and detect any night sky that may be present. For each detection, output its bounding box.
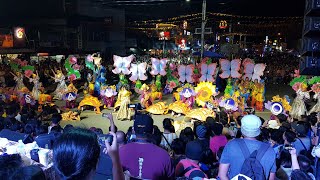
[0,0,305,21]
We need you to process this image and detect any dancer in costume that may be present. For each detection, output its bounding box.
[114,85,132,120]
[100,85,117,109]
[11,72,25,92]
[64,83,78,109]
[290,82,310,120]
[51,69,67,100]
[29,73,41,101]
[224,78,233,98]
[93,56,106,96]
[255,81,265,111]
[309,83,320,114]
[138,84,152,108]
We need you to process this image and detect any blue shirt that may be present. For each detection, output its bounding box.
[220,138,276,179]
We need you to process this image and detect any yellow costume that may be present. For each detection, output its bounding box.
[115,88,132,120]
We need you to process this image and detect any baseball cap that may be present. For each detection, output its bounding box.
[241,115,262,138]
[134,114,154,134]
[196,125,207,138]
[185,141,203,160]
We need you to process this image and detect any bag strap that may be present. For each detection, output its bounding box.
[297,138,308,151]
[256,143,270,161]
[236,139,251,159]
[181,165,196,177]
[162,133,173,150]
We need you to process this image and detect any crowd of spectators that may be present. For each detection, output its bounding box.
[0,96,319,180]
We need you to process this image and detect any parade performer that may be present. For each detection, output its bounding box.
[114,85,132,120]
[93,56,106,96]
[129,62,147,89]
[112,55,134,90]
[64,83,78,109]
[11,72,25,92]
[254,81,265,111]
[63,55,81,108]
[100,85,117,109]
[224,78,233,98]
[29,73,41,101]
[150,58,167,91]
[290,76,310,120]
[51,69,67,100]
[309,77,320,114]
[138,84,152,108]
[179,85,196,108]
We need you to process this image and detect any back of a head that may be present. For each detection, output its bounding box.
[241,115,262,138]
[171,138,185,155]
[211,122,223,136]
[185,140,203,161]
[163,118,175,133]
[284,130,296,144]
[51,113,62,125]
[291,169,313,180]
[53,128,100,180]
[133,114,154,135]
[298,155,311,173]
[0,154,22,178]
[9,165,45,180]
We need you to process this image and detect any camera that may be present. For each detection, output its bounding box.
[229,122,236,131]
[98,134,113,147]
[128,104,137,108]
[102,113,110,118]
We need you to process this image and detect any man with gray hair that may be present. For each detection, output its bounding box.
[218,115,276,180]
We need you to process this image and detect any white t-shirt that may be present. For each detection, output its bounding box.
[160,133,177,150]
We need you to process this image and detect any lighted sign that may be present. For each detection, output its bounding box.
[219,20,228,29]
[15,28,25,39]
[159,31,170,40]
[183,21,188,30]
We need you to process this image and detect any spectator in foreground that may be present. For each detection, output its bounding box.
[209,122,228,155]
[160,118,177,150]
[218,115,276,180]
[53,128,123,180]
[175,141,208,179]
[9,165,45,180]
[119,114,174,180]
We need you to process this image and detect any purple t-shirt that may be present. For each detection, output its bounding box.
[119,142,174,180]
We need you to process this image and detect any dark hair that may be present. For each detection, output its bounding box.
[9,165,46,180]
[51,125,63,133]
[51,114,62,124]
[151,125,162,146]
[277,114,287,124]
[284,130,296,144]
[236,115,243,126]
[298,155,312,173]
[24,124,35,136]
[279,149,292,168]
[0,154,22,178]
[11,121,24,132]
[163,118,175,133]
[179,127,194,144]
[171,138,185,155]
[291,169,313,180]
[307,115,317,126]
[270,129,284,144]
[35,125,48,136]
[63,124,74,133]
[258,128,270,142]
[94,128,103,135]
[53,128,100,180]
